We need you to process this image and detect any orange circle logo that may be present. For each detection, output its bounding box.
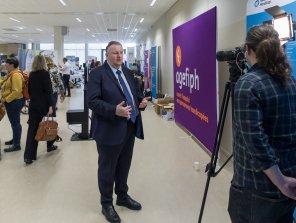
[176,45,182,67]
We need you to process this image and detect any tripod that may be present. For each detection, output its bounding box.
[198,62,243,223]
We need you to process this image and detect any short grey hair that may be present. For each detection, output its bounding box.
[106,41,122,52]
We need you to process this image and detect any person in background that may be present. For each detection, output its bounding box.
[88,41,149,223]
[0,60,7,77]
[228,25,296,223]
[95,61,101,68]
[24,55,54,165]
[45,56,65,116]
[1,57,25,152]
[90,59,95,70]
[136,60,141,75]
[60,57,71,97]
[131,70,144,94]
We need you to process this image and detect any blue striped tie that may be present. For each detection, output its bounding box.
[116,70,137,122]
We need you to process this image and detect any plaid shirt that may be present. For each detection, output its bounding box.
[232,63,296,198]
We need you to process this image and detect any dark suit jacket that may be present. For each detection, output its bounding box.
[87,61,144,146]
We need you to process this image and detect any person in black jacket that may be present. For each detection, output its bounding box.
[24,55,55,165]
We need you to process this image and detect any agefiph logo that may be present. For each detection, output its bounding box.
[254,0,260,7]
[176,45,182,67]
[254,0,272,7]
[175,45,200,94]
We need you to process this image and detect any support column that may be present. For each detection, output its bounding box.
[54,26,67,64]
[85,43,88,64]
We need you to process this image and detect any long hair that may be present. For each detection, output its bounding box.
[245,25,292,87]
[31,55,47,72]
[44,56,55,70]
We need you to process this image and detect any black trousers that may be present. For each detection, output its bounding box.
[24,111,55,160]
[62,74,71,96]
[96,121,135,206]
[228,185,296,223]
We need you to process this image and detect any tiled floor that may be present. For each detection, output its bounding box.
[0,86,232,223]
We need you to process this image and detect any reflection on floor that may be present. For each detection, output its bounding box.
[0,86,232,223]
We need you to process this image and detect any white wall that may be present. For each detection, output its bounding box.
[139,0,247,156]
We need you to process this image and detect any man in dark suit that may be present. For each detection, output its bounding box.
[87,41,149,223]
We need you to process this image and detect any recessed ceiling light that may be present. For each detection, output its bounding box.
[134,29,138,32]
[76,18,82,22]
[86,28,90,32]
[36,28,43,31]
[9,17,21,23]
[17,26,25,30]
[140,18,144,23]
[59,0,66,6]
[150,0,156,7]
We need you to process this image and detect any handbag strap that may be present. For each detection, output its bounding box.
[55,135,62,142]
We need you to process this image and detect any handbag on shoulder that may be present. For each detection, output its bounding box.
[0,103,5,121]
[35,116,62,141]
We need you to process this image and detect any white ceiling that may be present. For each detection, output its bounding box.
[0,0,178,45]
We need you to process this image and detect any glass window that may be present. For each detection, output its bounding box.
[64,43,85,64]
[40,43,54,50]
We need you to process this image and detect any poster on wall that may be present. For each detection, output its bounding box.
[151,46,157,99]
[173,7,217,152]
[39,50,58,65]
[247,0,296,76]
[127,46,135,67]
[25,49,35,71]
[144,50,151,90]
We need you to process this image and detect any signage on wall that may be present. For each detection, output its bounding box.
[173,7,217,152]
[247,0,296,77]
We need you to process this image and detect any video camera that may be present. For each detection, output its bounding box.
[216,47,245,63]
[216,47,246,82]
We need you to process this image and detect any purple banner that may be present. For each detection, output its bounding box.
[173,7,217,152]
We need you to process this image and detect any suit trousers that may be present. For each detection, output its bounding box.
[96,121,135,206]
[24,111,55,160]
[62,74,71,96]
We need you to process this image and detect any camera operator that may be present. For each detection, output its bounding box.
[228,25,296,223]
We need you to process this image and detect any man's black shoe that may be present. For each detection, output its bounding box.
[4,139,13,145]
[116,195,142,210]
[4,145,21,152]
[102,205,121,223]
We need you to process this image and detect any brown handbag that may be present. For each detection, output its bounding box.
[0,104,5,121]
[35,116,62,141]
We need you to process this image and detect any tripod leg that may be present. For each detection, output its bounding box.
[198,81,233,223]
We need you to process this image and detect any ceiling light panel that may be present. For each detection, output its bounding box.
[150,0,157,6]
[9,17,21,23]
[59,0,66,6]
